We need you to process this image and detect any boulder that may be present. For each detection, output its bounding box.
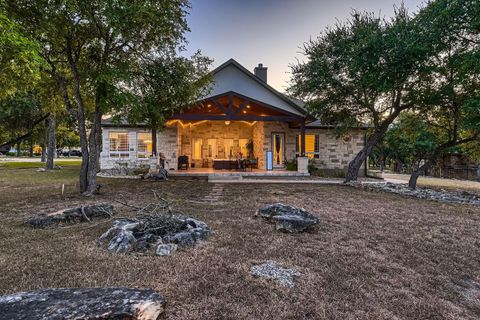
[28,203,114,228]
[99,214,210,256]
[258,203,318,233]
[0,287,166,320]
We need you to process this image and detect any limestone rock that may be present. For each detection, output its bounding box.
[0,287,166,320]
[250,261,300,288]
[99,214,210,256]
[156,243,178,256]
[258,203,318,233]
[28,203,114,228]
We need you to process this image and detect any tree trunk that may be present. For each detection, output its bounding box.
[408,160,435,189]
[66,38,89,193]
[344,103,404,183]
[16,142,21,157]
[84,108,102,196]
[345,127,389,182]
[477,163,480,182]
[40,121,47,162]
[408,135,479,189]
[29,137,34,157]
[46,114,56,169]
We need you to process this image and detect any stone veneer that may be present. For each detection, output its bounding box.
[100,122,366,174]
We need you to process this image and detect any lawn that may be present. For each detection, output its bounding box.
[0,163,480,319]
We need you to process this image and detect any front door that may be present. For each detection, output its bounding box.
[272,133,285,168]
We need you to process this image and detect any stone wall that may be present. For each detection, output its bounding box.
[100,123,366,174]
[100,126,179,171]
[308,128,366,174]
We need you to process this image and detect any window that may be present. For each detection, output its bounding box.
[296,134,320,159]
[207,139,217,158]
[137,132,152,159]
[239,139,249,158]
[223,139,234,159]
[192,138,203,160]
[109,132,130,158]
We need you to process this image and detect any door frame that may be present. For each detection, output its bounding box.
[271,132,285,168]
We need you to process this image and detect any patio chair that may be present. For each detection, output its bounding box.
[245,158,258,171]
[177,155,189,170]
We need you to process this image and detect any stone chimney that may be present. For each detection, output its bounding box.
[254,63,267,83]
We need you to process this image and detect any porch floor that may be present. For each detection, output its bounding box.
[169,168,309,177]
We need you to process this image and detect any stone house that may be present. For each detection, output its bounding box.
[100,59,367,175]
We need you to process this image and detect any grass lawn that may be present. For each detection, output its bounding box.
[1,163,480,319]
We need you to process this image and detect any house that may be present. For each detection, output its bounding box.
[100,59,367,175]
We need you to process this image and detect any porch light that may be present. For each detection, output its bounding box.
[246,105,251,109]
[242,110,247,114]
[207,104,211,107]
[225,121,231,125]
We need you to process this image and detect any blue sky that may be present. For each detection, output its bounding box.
[185,0,425,92]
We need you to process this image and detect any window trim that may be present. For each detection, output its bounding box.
[136,132,152,160]
[109,131,130,159]
[296,134,320,159]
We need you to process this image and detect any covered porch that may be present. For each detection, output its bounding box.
[167,91,309,171]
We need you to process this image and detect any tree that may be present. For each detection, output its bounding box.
[0,12,43,99]
[0,91,48,151]
[122,52,212,156]
[5,0,207,195]
[289,6,431,182]
[405,0,480,189]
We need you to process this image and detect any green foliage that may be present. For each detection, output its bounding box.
[0,12,44,98]
[288,6,427,130]
[0,91,44,143]
[285,159,297,171]
[123,51,212,129]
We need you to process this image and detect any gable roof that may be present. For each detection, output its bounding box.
[206,59,308,118]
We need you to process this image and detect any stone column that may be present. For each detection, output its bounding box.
[297,156,309,174]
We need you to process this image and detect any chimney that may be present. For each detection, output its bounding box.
[254,63,267,83]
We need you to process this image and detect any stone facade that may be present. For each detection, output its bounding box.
[100,122,366,175]
[307,128,366,174]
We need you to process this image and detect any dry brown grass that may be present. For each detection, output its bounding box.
[1,165,480,319]
[382,172,480,195]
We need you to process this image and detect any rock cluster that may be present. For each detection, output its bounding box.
[358,182,480,206]
[250,261,300,288]
[99,214,210,256]
[28,203,114,228]
[0,287,165,320]
[258,203,319,233]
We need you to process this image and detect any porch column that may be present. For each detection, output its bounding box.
[151,128,157,157]
[300,120,306,157]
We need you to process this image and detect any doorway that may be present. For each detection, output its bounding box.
[271,133,285,168]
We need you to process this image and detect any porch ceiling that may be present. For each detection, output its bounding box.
[171,91,305,125]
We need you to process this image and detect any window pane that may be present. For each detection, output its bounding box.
[297,134,320,159]
[109,132,129,152]
[192,138,203,160]
[137,132,152,158]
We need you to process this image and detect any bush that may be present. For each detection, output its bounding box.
[285,159,297,171]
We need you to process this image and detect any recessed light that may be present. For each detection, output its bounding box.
[242,110,247,114]
[246,105,251,109]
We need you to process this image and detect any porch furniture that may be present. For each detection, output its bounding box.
[202,158,212,168]
[178,155,189,170]
[245,158,258,171]
[213,159,238,170]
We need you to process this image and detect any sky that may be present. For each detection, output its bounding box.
[185,0,425,92]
